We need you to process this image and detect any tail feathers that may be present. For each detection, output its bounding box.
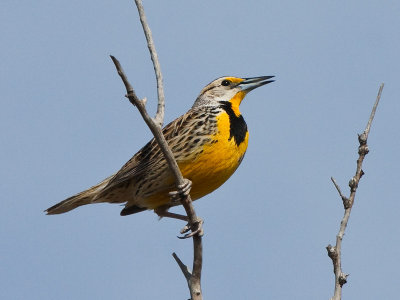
[45,176,113,215]
[45,192,94,215]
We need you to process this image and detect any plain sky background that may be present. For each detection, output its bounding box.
[1,1,399,299]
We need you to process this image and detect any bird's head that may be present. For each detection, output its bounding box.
[193,76,275,111]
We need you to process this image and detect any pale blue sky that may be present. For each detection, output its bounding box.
[1,1,400,299]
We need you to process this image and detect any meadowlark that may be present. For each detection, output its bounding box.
[45,76,274,218]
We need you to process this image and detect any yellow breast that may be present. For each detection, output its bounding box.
[179,110,249,200]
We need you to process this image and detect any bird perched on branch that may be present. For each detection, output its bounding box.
[46,76,274,218]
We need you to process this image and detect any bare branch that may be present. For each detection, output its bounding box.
[134,0,165,127]
[172,252,192,282]
[111,3,203,299]
[328,84,384,300]
[109,55,140,103]
[110,54,203,300]
[330,177,350,209]
[364,83,384,139]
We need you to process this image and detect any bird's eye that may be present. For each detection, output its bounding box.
[221,80,231,86]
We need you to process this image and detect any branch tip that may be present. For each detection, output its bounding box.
[331,177,350,207]
[172,252,192,281]
[328,84,384,300]
[134,0,165,125]
[364,83,384,137]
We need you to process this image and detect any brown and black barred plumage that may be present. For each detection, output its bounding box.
[45,76,274,216]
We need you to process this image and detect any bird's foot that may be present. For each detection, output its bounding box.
[169,178,192,205]
[155,208,188,222]
[178,217,204,239]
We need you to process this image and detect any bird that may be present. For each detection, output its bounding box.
[45,76,274,219]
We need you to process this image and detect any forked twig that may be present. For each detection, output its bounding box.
[110,1,203,299]
[173,252,192,282]
[327,83,384,300]
[134,0,165,127]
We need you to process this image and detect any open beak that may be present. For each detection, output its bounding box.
[239,76,275,92]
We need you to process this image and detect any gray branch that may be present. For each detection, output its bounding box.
[110,2,203,299]
[173,252,192,283]
[134,0,165,127]
[327,83,384,300]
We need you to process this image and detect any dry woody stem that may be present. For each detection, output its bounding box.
[110,1,203,299]
[327,83,384,300]
[134,0,165,127]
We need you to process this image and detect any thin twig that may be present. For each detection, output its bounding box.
[134,0,165,127]
[330,177,350,208]
[110,54,203,300]
[173,252,192,282]
[364,84,384,138]
[327,83,384,300]
[111,3,203,298]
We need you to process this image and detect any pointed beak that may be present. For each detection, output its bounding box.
[238,76,275,92]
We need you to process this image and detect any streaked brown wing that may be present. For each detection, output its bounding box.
[99,110,198,194]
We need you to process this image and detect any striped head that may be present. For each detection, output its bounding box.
[192,76,275,110]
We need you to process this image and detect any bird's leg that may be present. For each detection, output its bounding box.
[156,213,203,239]
[155,208,188,222]
[154,178,192,221]
[154,208,198,238]
[168,178,192,206]
[156,179,203,238]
